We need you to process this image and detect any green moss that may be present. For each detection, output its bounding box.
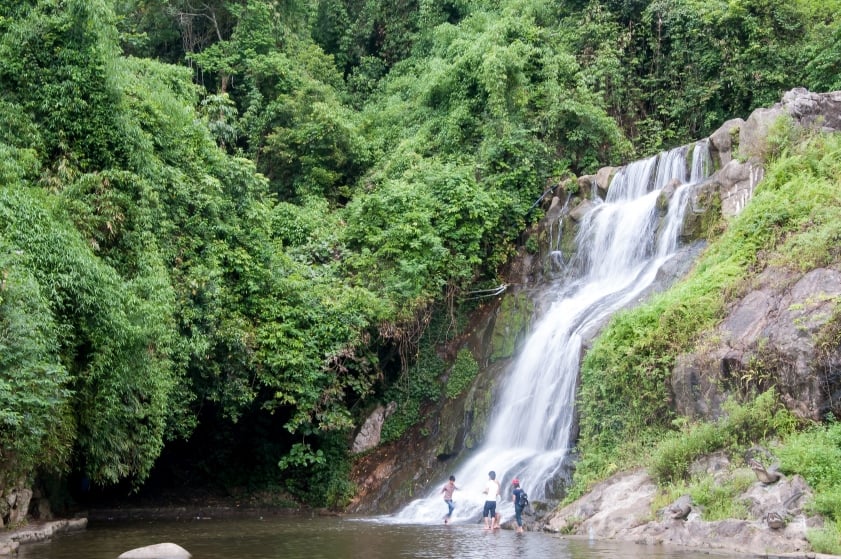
[730,125,743,162]
[559,216,580,263]
[462,372,497,449]
[489,292,533,361]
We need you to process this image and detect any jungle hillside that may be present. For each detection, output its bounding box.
[2,0,841,525]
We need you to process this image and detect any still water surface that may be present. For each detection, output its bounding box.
[18,515,745,559]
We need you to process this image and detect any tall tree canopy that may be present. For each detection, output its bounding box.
[1,0,839,507]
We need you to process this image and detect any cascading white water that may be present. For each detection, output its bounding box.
[392,141,712,525]
[547,193,571,272]
[658,139,711,257]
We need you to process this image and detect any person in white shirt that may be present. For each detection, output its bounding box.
[481,470,500,529]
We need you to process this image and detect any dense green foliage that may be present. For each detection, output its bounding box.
[560,0,841,150]
[779,421,841,517]
[1,0,840,513]
[778,420,841,554]
[0,209,73,488]
[682,469,755,521]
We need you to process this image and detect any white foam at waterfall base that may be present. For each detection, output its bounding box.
[388,143,712,526]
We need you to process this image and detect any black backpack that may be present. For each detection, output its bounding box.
[518,491,529,508]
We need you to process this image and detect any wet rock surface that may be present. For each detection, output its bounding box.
[541,464,826,556]
[0,518,87,555]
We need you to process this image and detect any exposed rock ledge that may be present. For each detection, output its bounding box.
[0,518,87,555]
[543,465,841,558]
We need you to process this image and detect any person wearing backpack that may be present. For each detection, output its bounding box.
[511,478,527,533]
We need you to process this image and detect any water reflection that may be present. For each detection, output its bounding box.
[18,515,744,559]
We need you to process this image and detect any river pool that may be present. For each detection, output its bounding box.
[16,514,746,559]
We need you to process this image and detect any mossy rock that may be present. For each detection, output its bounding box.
[489,292,533,361]
[682,183,722,243]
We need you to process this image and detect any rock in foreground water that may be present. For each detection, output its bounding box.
[118,542,192,559]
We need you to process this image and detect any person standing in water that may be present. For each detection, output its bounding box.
[482,470,500,530]
[511,478,525,533]
[441,475,459,524]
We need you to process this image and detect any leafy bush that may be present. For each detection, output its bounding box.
[380,346,445,443]
[0,234,73,487]
[778,420,841,501]
[688,470,754,521]
[797,464,841,558]
[649,392,795,484]
[813,485,841,523]
[649,423,726,484]
[280,433,357,509]
[0,186,177,487]
[379,400,422,444]
[807,519,841,556]
[445,349,479,399]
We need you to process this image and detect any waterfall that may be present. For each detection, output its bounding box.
[547,192,571,272]
[391,142,712,525]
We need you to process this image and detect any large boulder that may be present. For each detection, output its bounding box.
[352,403,397,454]
[705,89,841,218]
[780,87,841,132]
[672,267,841,422]
[739,106,786,161]
[708,118,744,168]
[594,166,617,197]
[679,180,720,241]
[118,543,192,559]
[739,88,841,161]
[714,158,765,217]
[1,487,32,528]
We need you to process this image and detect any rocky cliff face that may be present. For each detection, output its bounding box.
[672,266,841,423]
[670,88,841,425]
[348,89,841,526]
